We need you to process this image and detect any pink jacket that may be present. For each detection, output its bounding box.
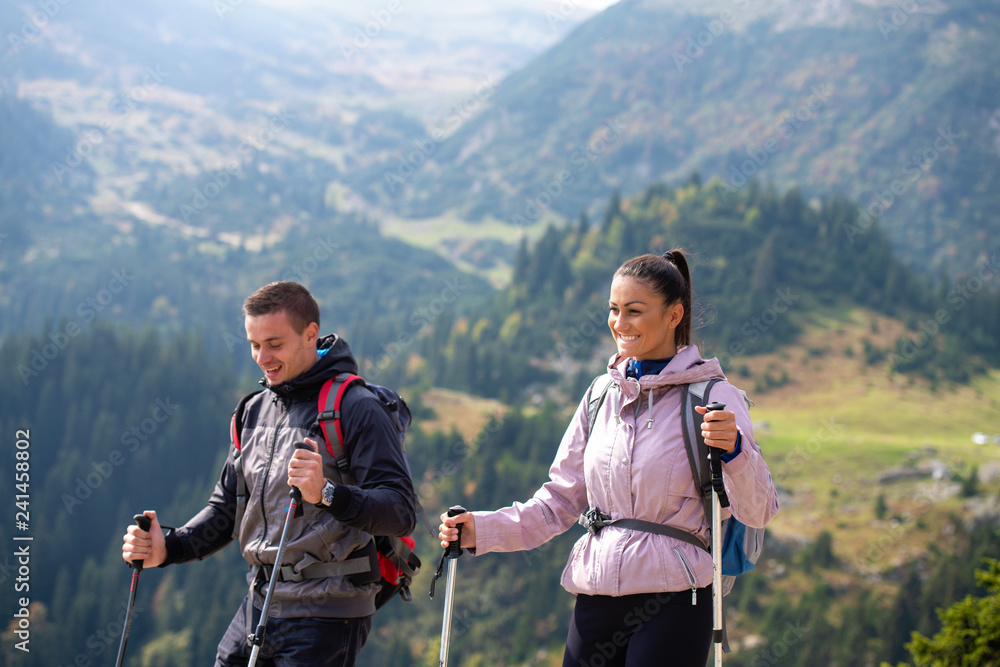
[472,345,779,597]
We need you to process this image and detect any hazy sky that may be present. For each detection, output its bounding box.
[275,0,620,9]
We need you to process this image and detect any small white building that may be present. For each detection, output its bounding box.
[972,432,989,445]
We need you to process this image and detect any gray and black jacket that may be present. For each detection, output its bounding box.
[161,334,417,618]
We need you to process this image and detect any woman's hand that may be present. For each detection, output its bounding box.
[695,406,738,453]
[439,511,477,550]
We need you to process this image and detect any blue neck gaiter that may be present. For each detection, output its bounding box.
[626,356,674,379]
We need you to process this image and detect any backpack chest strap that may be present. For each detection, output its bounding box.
[257,557,374,583]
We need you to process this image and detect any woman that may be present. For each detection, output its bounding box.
[439,250,780,666]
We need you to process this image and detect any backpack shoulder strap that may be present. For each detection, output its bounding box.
[230,389,263,452]
[317,373,367,483]
[230,389,263,541]
[680,379,722,523]
[585,374,614,441]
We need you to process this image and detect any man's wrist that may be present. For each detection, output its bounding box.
[315,479,336,508]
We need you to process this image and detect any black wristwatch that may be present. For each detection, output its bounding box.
[316,479,336,508]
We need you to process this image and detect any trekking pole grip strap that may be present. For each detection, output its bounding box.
[704,402,731,509]
[430,505,467,599]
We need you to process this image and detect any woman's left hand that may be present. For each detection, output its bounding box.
[695,406,738,453]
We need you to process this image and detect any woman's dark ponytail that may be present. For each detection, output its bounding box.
[662,250,692,346]
[615,249,693,347]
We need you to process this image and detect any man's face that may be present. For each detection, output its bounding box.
[245,310,319,386]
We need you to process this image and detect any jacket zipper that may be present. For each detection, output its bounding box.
[257,401,289,561]
[674,547,698,606]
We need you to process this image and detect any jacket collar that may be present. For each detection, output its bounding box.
[261,334,360,400]
[608,345,724,399]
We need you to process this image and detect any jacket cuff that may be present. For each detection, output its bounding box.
[160,528,182,567]
[325,482,353,517]
[721,432,743,463]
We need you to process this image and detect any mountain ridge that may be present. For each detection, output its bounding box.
[350,0,1000,278]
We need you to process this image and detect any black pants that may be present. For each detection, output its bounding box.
[563,588,713,667]
[214,597,371,667]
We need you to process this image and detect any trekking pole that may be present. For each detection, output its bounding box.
[248,442,308,667]
[705,401,728,667]
[436,506,466,667]
[115,513,151,667]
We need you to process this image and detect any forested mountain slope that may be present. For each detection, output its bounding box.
[351,0,1000,277]
[380,177,1000,405]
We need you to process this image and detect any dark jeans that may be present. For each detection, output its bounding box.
[564,588,713,667]
[215,597,372,667]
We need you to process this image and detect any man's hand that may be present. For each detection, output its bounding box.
[122,510,166,568]
[288,437,325,504]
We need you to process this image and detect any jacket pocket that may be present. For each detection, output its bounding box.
[561,534,593,594]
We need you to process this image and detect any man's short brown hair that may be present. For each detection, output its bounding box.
[242,282,320,334]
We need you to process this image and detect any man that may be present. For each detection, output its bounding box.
[122,281,416,666]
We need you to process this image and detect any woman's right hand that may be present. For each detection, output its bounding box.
[439,511,476,551]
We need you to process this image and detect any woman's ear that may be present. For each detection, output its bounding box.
[668,302,684,329]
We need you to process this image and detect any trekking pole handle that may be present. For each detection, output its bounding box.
[132,514,152,572]
[445,506,466,559]
[705,402,727,451]
[289,441,313,503]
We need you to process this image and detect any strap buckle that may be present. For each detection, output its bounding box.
[257,564,304,584]
[580,508,611,536]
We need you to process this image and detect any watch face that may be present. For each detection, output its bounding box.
[322,482,335,506]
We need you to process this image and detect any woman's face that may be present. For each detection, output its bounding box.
[608,275,684,361]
